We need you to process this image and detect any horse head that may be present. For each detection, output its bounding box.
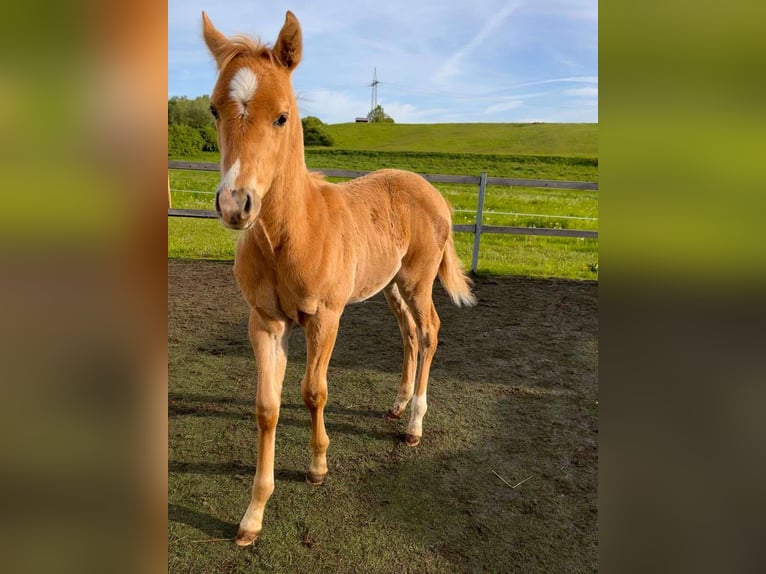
[203,11,303,229]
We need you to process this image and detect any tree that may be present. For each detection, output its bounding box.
[168,95,214,129]
[199,125,219,152]
[367,105,394,123]
[301,116,334,146]
[168,124,205,157]
[168,95,218,155]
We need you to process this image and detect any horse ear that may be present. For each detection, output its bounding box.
[202,11,231,69]
[273,11,302,72]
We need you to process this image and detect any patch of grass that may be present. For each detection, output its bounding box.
[317,122,598,157]
[168,218,239,259]
[460,235,599,279]
[305,149,597,182]
[168,171,598,280]
[168,149,597,181]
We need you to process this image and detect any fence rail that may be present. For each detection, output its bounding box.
[168,161,598,272]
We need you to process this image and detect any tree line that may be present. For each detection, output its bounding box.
[168,95,394,156]
[168,96,217,156]
[168,95,336,155]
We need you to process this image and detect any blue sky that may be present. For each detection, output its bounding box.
[168,0,597,124]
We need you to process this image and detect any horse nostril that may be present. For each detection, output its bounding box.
[243,194,252,214]
[214,192,221,214]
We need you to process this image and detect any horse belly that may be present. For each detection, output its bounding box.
[348,258,400,303]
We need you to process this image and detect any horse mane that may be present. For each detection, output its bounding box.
[308,171,326,185]
[217,34,277,71]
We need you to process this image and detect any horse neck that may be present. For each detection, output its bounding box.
[257,134,314,248]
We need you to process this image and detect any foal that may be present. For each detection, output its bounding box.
[202,10,476,545]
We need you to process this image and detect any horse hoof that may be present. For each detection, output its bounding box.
[384,410,401,420]
[306,471,326,486]
[235,529,260,546]
[404,434,421,447]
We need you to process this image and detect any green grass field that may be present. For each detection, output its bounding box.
[169,123,598,279]
[318,122,598,156]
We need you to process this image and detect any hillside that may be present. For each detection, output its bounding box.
[317,122,598,157]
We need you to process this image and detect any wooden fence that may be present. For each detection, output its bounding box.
[168,161,598,272]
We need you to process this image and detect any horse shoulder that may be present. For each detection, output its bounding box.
[233,226,285,319]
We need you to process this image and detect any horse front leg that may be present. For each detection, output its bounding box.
[236,308,290,546]
[301,308,341,485]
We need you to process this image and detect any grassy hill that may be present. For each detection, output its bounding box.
[303,150,597,182]
[317,122,597,157]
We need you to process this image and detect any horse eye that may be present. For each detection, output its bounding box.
[274,113,288,127]
[210,105,219,120]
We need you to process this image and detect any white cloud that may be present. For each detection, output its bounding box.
[485,100,524,114]
[528,0,598,21]
[384,102,452,123]
[432,2,523,84]
[564,86,598,97]
[502,76,598,91]
[297,89,370,124]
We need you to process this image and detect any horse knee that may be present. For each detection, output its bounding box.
[418,329,439,353]
[255,403,279,430]
[417,309,440,352]
[302,385,327,409]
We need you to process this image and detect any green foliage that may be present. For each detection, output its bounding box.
[198,125,219,152]
[302,115,325,130]
[168,95,213,129]
[367,105,395,123]
[168,124,205,157]
[302,116,334,146]
[168,95,217,155]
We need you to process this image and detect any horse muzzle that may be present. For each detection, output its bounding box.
[215,187,261,229]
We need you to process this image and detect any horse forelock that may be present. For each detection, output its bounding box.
[217,35,277,73]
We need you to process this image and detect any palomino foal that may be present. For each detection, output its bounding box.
[202,10,476,546]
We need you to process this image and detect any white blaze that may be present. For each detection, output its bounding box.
[229,67,258,114]
[220,158,240,191]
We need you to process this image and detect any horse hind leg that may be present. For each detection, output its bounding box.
[397,281,441,447]
[383,283,418,420]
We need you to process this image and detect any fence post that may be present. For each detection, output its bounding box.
[470,172,487,273]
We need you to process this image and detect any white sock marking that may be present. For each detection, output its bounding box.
[408,394,428,437]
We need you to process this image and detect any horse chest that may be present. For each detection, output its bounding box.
[274,279,320,322]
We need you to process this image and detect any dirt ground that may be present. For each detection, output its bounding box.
[169,259,598,573]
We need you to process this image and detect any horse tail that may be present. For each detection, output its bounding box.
[438,234,477,307]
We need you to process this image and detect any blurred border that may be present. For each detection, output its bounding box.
[5,1,765,571]
[0,2,167,573]
[601,1,766,572]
